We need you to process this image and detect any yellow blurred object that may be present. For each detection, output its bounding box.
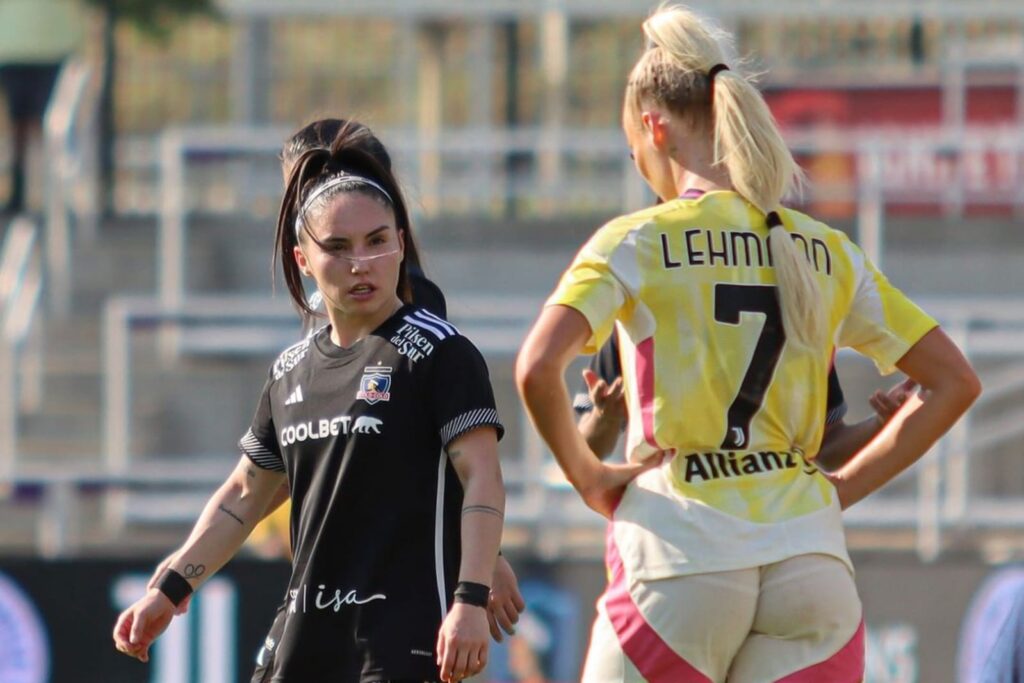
[247,499,292,560]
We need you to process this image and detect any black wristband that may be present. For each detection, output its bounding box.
[156,568,194,607]
[453,581,490,608]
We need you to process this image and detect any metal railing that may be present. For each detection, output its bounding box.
[103,294,298,475]
[43,58,102,317]
[103,292,538,474]
[218,0,1024,21]
[838,297,1024,560]
[0,216,44,482]
[156,123,1024,308]
[0,292,1001,556]
[155,124,648,310]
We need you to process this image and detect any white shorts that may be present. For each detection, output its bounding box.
[581,540,864,683]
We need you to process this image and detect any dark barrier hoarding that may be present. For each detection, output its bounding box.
[0,559,290,683]
[0,555,1015,683]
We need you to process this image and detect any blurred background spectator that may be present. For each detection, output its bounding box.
[0,0,84,215]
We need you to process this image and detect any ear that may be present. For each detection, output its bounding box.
[293,244,312,277]
[640,110,672,151]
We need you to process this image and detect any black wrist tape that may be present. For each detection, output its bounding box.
[453,581,489,608]
[157,568,194,607]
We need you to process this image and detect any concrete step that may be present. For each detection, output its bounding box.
[39,371,101,402]
[20,410,100,438]
[15,433,100,460]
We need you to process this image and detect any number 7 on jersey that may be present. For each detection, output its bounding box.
[714,283,786,450]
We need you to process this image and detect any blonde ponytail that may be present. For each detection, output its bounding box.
[628,4,824,349]
[765,212,825,349]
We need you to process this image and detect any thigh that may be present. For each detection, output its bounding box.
[591,563,759,682]
[727,554,864,683]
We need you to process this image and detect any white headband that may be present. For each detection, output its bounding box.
[295,173,394,237]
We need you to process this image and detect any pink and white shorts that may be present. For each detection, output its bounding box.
[582,542,864,683]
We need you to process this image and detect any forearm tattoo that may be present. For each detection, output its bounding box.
[462,504,504,520]
[245,465,256,479]
[218,504,245,526]
[447,449,463,460]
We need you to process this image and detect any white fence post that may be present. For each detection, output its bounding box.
[857,144,885,270]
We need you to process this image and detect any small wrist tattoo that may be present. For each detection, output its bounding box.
[182,564,206,579]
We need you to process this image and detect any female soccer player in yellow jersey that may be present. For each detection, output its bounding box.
[516,6,980,682]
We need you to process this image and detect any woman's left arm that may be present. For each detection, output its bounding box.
[436,426,504,683]
[449,426,505,586]
[831,328,981,508]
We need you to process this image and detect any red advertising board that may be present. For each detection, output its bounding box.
[763,85,1023,218]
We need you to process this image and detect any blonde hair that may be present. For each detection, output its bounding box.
[626,4,824,349]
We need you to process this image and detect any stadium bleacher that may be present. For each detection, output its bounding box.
[1,2,1024,680]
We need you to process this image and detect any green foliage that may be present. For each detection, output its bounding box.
[84,0,219,39]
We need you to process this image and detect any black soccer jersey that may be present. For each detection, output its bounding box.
[239,304,504,682]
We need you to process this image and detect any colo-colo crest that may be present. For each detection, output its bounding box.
[357,366,392,404]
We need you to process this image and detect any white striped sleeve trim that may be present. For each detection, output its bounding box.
[414,309,459,337]
[240,429,285,472]
[403,313,451,341]
[439,408,503,449]
[825,402,848,427]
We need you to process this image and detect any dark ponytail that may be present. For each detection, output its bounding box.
[281,118,393,176]
[274,122,422,320]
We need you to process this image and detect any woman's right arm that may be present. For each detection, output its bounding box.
[113,456,286,662]
[146,480,291,608]
[517,306,659,518]
[829,328,980,508]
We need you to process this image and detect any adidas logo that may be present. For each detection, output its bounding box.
[284,385,304,406]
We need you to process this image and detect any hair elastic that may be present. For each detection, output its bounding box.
[295,173,394,238]
[708,63,730,101]
[708,63,730,79]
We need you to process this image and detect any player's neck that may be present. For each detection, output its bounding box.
[672,164,731,197]
[327,297,403,349]
[670,135,732,197]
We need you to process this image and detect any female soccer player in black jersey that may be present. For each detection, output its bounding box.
[264,118,525,646]
[115,125,506,683]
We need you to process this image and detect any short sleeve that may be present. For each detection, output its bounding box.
[824,366,847,426]
[239,373,285,472]
[837,243,938,374]
[428,335,505,450]
[546,229,630,355]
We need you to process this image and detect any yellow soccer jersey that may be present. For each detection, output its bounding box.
[548,191,937,577]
